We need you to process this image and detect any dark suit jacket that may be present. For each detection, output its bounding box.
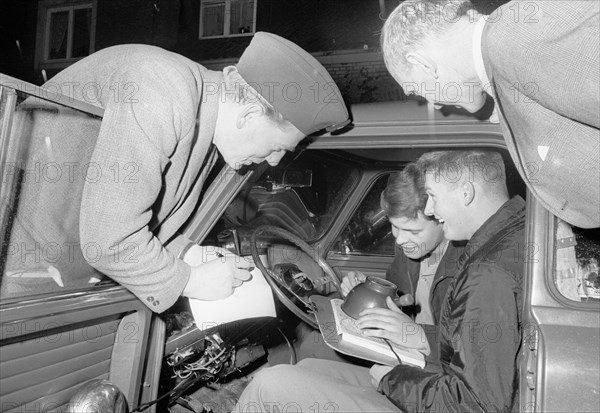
[386,241,464,326]
[483,1,599,228]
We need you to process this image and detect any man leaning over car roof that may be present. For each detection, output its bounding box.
[381,0,599,229]
[1,33,349,312]
[233,150,525,413]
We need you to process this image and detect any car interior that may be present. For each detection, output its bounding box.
[155,145,531,410]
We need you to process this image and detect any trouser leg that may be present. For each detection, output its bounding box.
[233,359,398,413]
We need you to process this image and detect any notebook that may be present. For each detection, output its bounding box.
[328,298,425,368]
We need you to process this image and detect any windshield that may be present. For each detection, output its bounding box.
[202,151,360,254]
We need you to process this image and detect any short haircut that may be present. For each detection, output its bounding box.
[381,0,473,79]
[223,66,289,128]
[380,162,432,220]
[418,150,508,195]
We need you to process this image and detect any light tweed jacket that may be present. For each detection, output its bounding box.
[483,1,600,228]
[5,45,222,312]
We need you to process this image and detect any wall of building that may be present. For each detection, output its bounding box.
[0,0,42,84]
[202,49,404,104]
[184,0,406,104]
[319,51,404,103]
[1,0,405,102]
[95,0,180,51]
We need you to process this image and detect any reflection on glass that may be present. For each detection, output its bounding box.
[0,86,103,299]
[49,11,69,60]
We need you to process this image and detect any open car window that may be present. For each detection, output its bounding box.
[0,82,108,300]
[553,219,600,303]
[337,173,395,256]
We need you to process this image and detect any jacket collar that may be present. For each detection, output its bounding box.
[459,196,526,267]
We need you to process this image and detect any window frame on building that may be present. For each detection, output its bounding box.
[199,0,257,39]
[35,0,97,72]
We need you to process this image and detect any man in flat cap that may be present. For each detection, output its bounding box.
[1,33,349,312]
[381,0,600,229]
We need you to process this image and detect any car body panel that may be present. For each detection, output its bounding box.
[0,286,153,412]
[523,199,600,413]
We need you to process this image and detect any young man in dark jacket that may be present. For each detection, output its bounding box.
[378,150,525,412]
[234,150,524,412]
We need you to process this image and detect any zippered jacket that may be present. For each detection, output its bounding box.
[380,196,526,412]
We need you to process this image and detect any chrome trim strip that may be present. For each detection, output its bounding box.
[0,73,104,118]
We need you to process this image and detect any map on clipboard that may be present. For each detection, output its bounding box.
[310,295,425,368]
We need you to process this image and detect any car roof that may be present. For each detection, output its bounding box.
[310,99,505,152]
[345,99,485,124]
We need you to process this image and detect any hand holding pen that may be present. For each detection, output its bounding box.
[180,243,252,301]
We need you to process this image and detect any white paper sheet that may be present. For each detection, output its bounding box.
[188,254,276,332]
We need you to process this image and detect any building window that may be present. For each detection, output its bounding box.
[46,4,93,60]
[200,0,256,38]
[36,0,96,71]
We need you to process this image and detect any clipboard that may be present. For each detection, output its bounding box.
[310,295,424,367]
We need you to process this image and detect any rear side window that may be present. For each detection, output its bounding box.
[553,219,600,303]
[337,173,395,256]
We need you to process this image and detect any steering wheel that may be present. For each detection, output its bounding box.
[250,225,342,329]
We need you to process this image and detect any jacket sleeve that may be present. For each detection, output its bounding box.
[379,264,521,412]
[79,65,199,313]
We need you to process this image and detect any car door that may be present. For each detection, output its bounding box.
[521,197,600,413]
[0,75,161,413]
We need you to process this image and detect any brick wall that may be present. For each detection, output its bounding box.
[319,52,405,104]
[201,49,406,104]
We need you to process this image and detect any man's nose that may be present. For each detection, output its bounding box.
[424,197,435,216]
[266,151,285,166]
[395,231,407,245]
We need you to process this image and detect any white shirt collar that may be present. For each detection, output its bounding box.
[472,16,500,123]
[472,16,493,98]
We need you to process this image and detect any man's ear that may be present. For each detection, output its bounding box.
[461,181,475,206]
[406,52,439,79]
[235,103,264,129]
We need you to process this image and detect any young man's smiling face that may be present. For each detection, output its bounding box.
[423,173,470,241]
[388,213,445,259]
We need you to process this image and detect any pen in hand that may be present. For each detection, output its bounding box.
[217,250,254,283]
